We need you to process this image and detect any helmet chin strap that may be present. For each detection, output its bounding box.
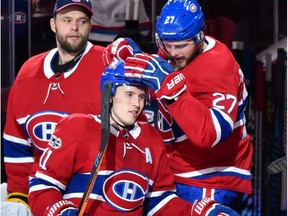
[191,40,204,58]
[186,34,207,62]
[110,113,132,139]
[193,31,206,52]
[110,112,131,129]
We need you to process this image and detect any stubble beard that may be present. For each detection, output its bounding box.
[171,57,190,71]
[172,42,204,70]
[56,33,88,53]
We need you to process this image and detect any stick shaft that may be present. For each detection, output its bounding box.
[77,82,112,216]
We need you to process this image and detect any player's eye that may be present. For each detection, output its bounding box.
[139,94,145,101]
[125,92,133,97]
[63,19,71,23]
[78,19,88,25]
[175,44,187,49]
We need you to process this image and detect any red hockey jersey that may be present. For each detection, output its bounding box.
[29,114,193,215]
[157,36,253,194]
[3,42,106,194]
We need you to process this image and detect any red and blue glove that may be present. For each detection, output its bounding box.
[191,198,240,216]
[102,37,142,66]
[155,72,187,101]
[124,53,175,92]
[44,200,86,216]
[124,53,186,102]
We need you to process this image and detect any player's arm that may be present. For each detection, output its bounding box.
[28,117,80,215]
[29,173,79,216]
[165,66,246,148]
[124,53,244,148]
[3,86,34,198]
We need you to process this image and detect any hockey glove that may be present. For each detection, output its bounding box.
[2,192,33,216]
[44,200,86,216]
[191,198,240,216]
[102,37,142,66]
[124,53,175,92]
[155,72,186,101]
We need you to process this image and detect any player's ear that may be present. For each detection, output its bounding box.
[50,18,56,33]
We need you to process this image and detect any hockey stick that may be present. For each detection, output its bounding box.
[268,156,287,174]
[77,82,113,216]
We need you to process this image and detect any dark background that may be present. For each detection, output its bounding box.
[199,0,287,52]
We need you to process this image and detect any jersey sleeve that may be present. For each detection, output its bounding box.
[28,116,79,215]
[3,83,34,194]
[162,48,248,149]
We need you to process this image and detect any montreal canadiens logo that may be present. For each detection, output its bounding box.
[103,170,149,212]
[25,111,68,151]
[14,11,26,24]
[190,3,197,12]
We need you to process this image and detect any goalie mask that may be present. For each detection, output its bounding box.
[156,0,204,50]
[100,62,147,97]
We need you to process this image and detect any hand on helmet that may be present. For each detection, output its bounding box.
[124,53,174,92]
[102,37,142,66]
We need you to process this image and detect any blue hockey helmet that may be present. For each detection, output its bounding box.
[100,62,147,96]
[156,0,205,42]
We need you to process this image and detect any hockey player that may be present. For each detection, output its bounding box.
[2,0,106,214]
[28,62,239,216]
[31,0,151,47]
[102,0,253,214]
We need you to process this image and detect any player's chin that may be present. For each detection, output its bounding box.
[175,62,186,71]
[123,117,137,127]
[174,58,187,70]
[68,39,86,51]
